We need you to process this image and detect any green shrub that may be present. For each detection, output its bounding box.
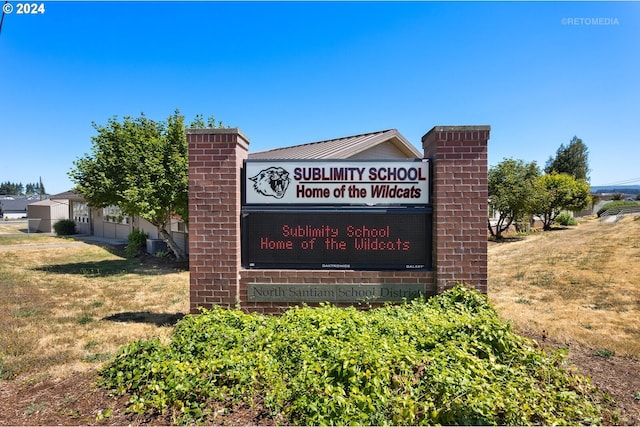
[597,200,640,217]
[99,286,602,425]
[555,212,578,226]
[153,250,170,258]
[125,228,149,258]
[53,219,77,236]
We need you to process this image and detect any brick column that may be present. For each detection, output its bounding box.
[188,128,249,313]
[422,126,490,294]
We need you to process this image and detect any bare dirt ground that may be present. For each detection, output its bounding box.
[0,369,276,426]
[523,330,640,426]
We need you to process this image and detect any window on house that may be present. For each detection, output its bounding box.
[73,202,89,223]
[103,206,129,224]
[171,218,187,232]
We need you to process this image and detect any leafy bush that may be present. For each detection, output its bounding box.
[99,286,602,425]
[53,219,76,236]
[124,228,149,258]
[597,200,640,217]
[153,250,170,258]
[555,212,578,226]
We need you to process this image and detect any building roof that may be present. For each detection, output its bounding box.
[248,129,422,160]
[0,195,43,212]
[49,190,86,202]
[28,199,67,207]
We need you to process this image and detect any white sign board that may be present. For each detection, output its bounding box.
[244,159,429,205]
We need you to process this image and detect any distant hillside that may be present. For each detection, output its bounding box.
[591,185,640,194]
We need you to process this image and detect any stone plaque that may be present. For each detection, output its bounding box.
[247,283,425,303]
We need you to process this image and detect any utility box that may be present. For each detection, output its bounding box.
[146,238,168,255]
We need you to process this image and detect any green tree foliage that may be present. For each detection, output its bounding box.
[0,181,24,195]
[69,111,189,259]
[0,181,45,195]
[545,136,590,182]
[24,180,46,195]
[24,183,37,194]
[488,158,541,239]
[530,172,591,230]
[189,113,226,129]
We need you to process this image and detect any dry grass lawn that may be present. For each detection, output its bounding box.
[489,215,640,358]
[0,220,62,246]
[0,220,27,234]
[0,232,189,381]
[2,216,639,380]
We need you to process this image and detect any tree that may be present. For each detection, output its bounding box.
[530,172,590,230]
[545,136,590,182]
[189,114,226,129]
[25,180,45,195]
[69,110,189,260]
[0,181,24,195]
[488,158,541,239]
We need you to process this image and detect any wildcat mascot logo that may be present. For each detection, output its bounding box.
[249,167,291,199]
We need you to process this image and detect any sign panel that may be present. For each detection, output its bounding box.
[244,159,429,205]
[247,283,425,303]
[242,210,431,270]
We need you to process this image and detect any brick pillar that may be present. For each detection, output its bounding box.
[188,128,249,313]
[422,126,490,294]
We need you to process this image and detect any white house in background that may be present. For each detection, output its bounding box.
[1,195,42,219]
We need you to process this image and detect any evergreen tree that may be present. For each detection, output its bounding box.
[0,181,24,195]
[545,136,590,182]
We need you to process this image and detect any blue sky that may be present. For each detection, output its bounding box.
[1,1,639,194]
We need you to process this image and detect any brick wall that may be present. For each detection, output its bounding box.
[188,129,249,312]
[422,126,490,293]
[188,126,489,313]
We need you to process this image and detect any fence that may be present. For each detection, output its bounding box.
[599,206,640,221]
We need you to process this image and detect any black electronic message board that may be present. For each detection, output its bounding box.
[242,210,431,270]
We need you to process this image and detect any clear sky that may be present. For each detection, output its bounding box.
[1,1,639,194]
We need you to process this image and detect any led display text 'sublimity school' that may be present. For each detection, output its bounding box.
[242,211,431,270]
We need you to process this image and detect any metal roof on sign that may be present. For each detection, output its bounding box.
[248,129,422,160]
